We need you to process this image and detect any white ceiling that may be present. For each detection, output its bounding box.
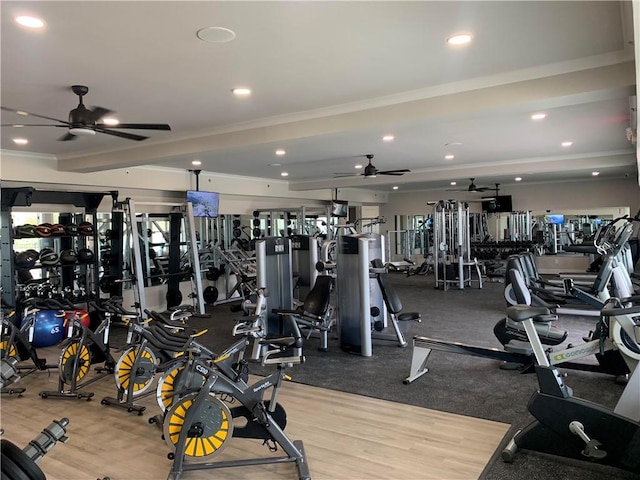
[1,1,637,194]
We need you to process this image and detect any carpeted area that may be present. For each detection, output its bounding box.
[118,272,639,480]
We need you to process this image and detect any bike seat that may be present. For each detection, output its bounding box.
[507,305,552,322]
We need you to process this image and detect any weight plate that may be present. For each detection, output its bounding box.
[163,393,233,459]
[1,440,45,480]
[252,219,261,227]
[203,286,219,304]
[1,452,31,480]
[114,346,157,396]
[232,219,241,227]
[59,341,91,385]
[252,228,261,238]
[232,228,242,238]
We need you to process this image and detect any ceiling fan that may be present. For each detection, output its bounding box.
[334,154,410,178]
[1,85,171,141]
[447,178,493,192]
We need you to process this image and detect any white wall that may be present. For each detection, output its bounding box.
[0,150,386,213]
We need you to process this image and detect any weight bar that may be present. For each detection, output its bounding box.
[113,269,193,284]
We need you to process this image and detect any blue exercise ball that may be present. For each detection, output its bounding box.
[21,310,66,348]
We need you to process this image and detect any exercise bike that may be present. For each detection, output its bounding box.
[40,297,116,400]
[161,314,311,480]
[501,299,640,473]
[1,297,63,396]
[103,300,212,415]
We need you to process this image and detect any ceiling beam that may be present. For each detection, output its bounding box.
[57,62,635,174]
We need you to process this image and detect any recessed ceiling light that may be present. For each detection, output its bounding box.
[392,186,399,190]
[232,88,251,96]
[445,154,455,160]
[531,112,546,121]
[196,26,236,43]
[15,15,45,29]
[16,111,29,116]
[447,33,472,45]
[12,125,25,128]
[281,171,289,177]
[592,171,600,176]
[269,163,281,167]
[515,177,522,182]
[382,135,394,142]
[354,164,363,169]
[275,149,286,156]
[102,117,119,126]
[450,181,457,186]
[12,138,28,145]
[561,141,573,147]
[192,160,202,166]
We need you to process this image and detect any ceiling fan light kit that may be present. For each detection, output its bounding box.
[68,127,96,136]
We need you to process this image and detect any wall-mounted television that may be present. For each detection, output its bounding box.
[481,195,512,213]
[187,190,219,218]
[331,200,348,218]
[545,214,565,225]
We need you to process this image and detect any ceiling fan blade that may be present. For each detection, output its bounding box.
[1,124,66,127]
[98,123,171,131]
[1,106,69,125]
[58,132,77,141]
[334,173,358,178]
[87,106,114,123]
[94,127,148,141]
[378,169,410,175]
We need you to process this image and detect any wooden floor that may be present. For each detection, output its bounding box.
[1,354,510,480]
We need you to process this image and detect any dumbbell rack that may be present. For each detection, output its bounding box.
[0,186,110,308]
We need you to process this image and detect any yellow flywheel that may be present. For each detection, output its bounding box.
[156,362,206,412]
[163,393,233,459]
[0,339,17,360]
[59,341,91,384]
[114,345,157,396]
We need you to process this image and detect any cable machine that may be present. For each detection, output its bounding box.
[432,200,482,291]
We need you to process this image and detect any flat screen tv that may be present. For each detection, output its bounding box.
[545,214,565,225]
[187,190,219,218]
[482,195,512,213]
[331,200,348,218]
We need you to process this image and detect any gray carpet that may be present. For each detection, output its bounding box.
[127,273,639,480]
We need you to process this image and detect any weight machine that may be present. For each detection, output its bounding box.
[507,211,533,241]
[252,206,334,239]
[337,233,412,356]
[432,200,483,290]
[290,234,319,302]
[121,198,205,316]
[211,245,257,305]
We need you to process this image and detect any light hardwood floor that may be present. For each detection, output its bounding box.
[1,358,509,480]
